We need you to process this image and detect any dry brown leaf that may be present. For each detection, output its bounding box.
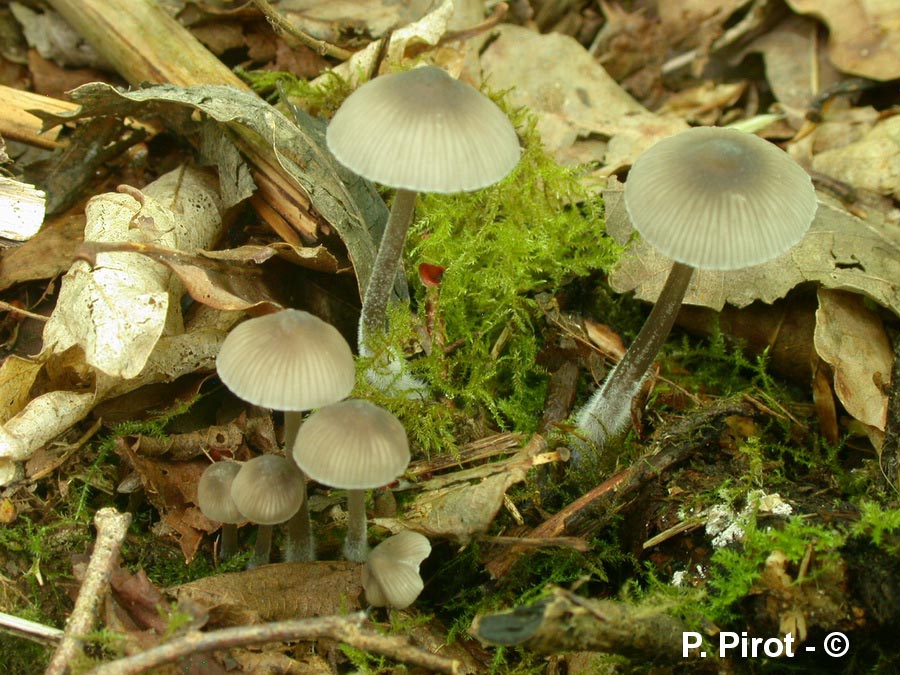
[811,115,900,198]
[479,24,686,174]
[378,467,527,543]
[785,0,900,80]
[171,561,363,626]
[606,185,900,316]
[0,213,84,292]
[814,288,892,432]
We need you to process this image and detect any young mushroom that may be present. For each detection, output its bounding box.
[575,127,817,455]
[292,399,410,562]
[230,454,306,567]
[325,66,521,365]
[216,309,355,560]
[197,461,243,561]
[362,530,432,609]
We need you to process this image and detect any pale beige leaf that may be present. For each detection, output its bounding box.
[786,0,900,80]
[814,288,891,430]
[812,115,900,198]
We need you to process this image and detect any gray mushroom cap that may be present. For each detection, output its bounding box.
[292,399,410,490]
[216,309,355,411]
[624,126,817,271]
[230,455,305,526]
[197,461,243,524]
[326,66,521,193]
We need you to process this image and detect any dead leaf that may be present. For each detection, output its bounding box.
[0,213,85,292]
[814,288,891,432]
[811,115,900,198]
[41,167,224,379]
[378,467,527,543]
[605,184,900,316]
[171,561,363,626]
[785,0,900,80]
[479,24,686,174]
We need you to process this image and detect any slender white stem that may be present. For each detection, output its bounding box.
[249,524,273,568]
[358,189,418,352]
[283,410,314,561]
[220,523,238,561]
[343,489,369,562]
[574,262,695,453]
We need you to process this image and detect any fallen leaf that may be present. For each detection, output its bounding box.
[605,184,900,316]
[479,24,686,174]
[785,0,900,80]
[814,288,891,432]
[812,115,900,198]
[171,561,363,625]
[0,213,85,292]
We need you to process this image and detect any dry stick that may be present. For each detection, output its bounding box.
[85,613,463,675]
[46,508,132,675]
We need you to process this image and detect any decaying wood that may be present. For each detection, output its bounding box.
[0,85,76,149]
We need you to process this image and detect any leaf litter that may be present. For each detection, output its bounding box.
[0,0,898,673]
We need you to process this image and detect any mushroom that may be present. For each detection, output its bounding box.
[292,399,410,562]
[197,461,242,561]
[216,309,355,560]
[230,454,306,567]
[575,127,817,454]
[362,530,431,609]
[325,66,520,361]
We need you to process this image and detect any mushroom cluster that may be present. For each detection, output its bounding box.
[215,309,355,561]
[574,126,817,456]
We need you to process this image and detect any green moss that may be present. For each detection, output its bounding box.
[237,68,353,118]
[397,112,619,436]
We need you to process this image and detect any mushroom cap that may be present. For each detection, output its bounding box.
[293,399,410,490]
[369,530,431,567]
[362,556,424,609]
[197,461,243,524]
[216,309,355,411]
[230,455,305,525]
[624,126,817,271]
[326,66,521,193]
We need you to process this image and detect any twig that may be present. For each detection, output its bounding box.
[0,611,64,645]
[0,299,49,322]
[46,507,132,675]
[252,0,353,60]
[85,612,463,675]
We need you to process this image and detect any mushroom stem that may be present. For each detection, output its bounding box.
[220,523,238,562]
[574,261,694,456]
[249,524,273,568]
[283,412,315,561]
[344,489,369,562]
[358,188,418,352]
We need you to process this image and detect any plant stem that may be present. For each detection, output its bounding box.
[284,411,314,560]
[574,261,694,453]
[343,489,369,562]
[220,523,238,562]
[358,189,418,353]
[249,524,273,568]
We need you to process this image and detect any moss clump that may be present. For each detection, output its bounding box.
[391,112,620,438]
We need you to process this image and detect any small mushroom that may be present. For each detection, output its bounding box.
[292,399,410,562]
[197,461,242,561]
[216,309,355,560]
[230,454,305,567]
[326,66,520,358]
[575,127,817,454]
[362,531,432,609]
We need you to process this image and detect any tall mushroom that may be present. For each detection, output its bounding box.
[325,66,521,366]
[216,309,355,560]
[575,127,817,454]
[292,399,410,562]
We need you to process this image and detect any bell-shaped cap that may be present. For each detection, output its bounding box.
[362,531,431,609]
[293,399,409,490]
[230,455,305,525]
[197,461,243,524]
[326,66,521,193]
[362,557,424,609]
[624,126,817,271]
[216,310,355,411]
